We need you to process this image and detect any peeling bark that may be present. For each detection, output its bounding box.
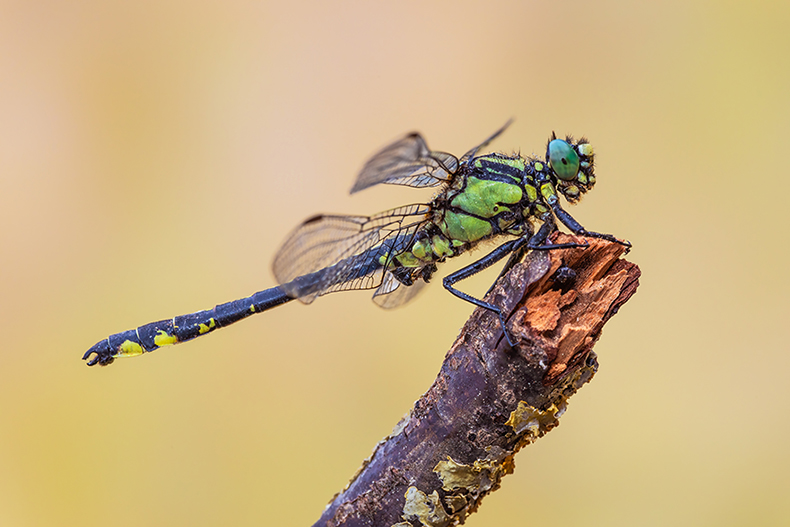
[313,234,640,527]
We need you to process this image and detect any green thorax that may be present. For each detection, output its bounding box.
[433,153,550,244]
[383,153,559,272]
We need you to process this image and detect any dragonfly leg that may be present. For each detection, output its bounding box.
[443,238,525,346]
[552,203,631,248]
[484,221,587,296]
[447,223,589,346]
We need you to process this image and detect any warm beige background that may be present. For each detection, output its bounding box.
[1,1,788,526]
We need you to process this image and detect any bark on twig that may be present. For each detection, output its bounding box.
[313,234,640,527]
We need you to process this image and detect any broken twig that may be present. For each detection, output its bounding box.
[313,234,640,527]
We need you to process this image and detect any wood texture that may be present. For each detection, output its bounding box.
[313,234,640,527]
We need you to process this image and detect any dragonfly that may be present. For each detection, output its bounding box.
[83,121,629,367]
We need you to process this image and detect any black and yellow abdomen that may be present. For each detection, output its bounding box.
[83,287,293,366]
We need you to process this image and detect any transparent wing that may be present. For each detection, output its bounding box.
[372,273,427,309]
[272,204,432,303]
[350,133,459,194]
[460,119,513,164]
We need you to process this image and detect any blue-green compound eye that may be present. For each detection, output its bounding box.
[548,139,580,181]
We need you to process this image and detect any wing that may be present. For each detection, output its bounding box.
[459,119,513,164]
[272,204,432,304]
[350,133,459,194]
[372,273,427,309]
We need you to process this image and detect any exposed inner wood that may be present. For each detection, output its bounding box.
[314,234,640,527]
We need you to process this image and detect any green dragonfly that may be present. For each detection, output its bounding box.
[83,122,629,367]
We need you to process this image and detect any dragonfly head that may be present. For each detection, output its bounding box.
[547,133,596,203]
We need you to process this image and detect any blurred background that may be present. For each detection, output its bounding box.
[1,1,788,525]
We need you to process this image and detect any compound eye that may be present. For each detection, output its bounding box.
[548,139,580,181]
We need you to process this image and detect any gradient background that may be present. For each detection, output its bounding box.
[1,1,788,526]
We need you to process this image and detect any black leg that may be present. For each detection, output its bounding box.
[484,221,587,296]
[552,203,631,248]
[443,239,524,346]
[444,224,586,346]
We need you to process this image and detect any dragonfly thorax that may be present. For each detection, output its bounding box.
[429,153,550,249]
[337,135,598,306]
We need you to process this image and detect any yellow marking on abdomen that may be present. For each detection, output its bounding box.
[154,330,178,347]
[198,318,216,334]
[118,339,144,357]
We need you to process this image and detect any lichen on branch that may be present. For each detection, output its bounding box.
[314,234,640,527]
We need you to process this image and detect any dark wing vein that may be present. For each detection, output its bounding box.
[350,133,459,193]
[459,119,513,164]
[372,272,427,309]
[272,204,432,303]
